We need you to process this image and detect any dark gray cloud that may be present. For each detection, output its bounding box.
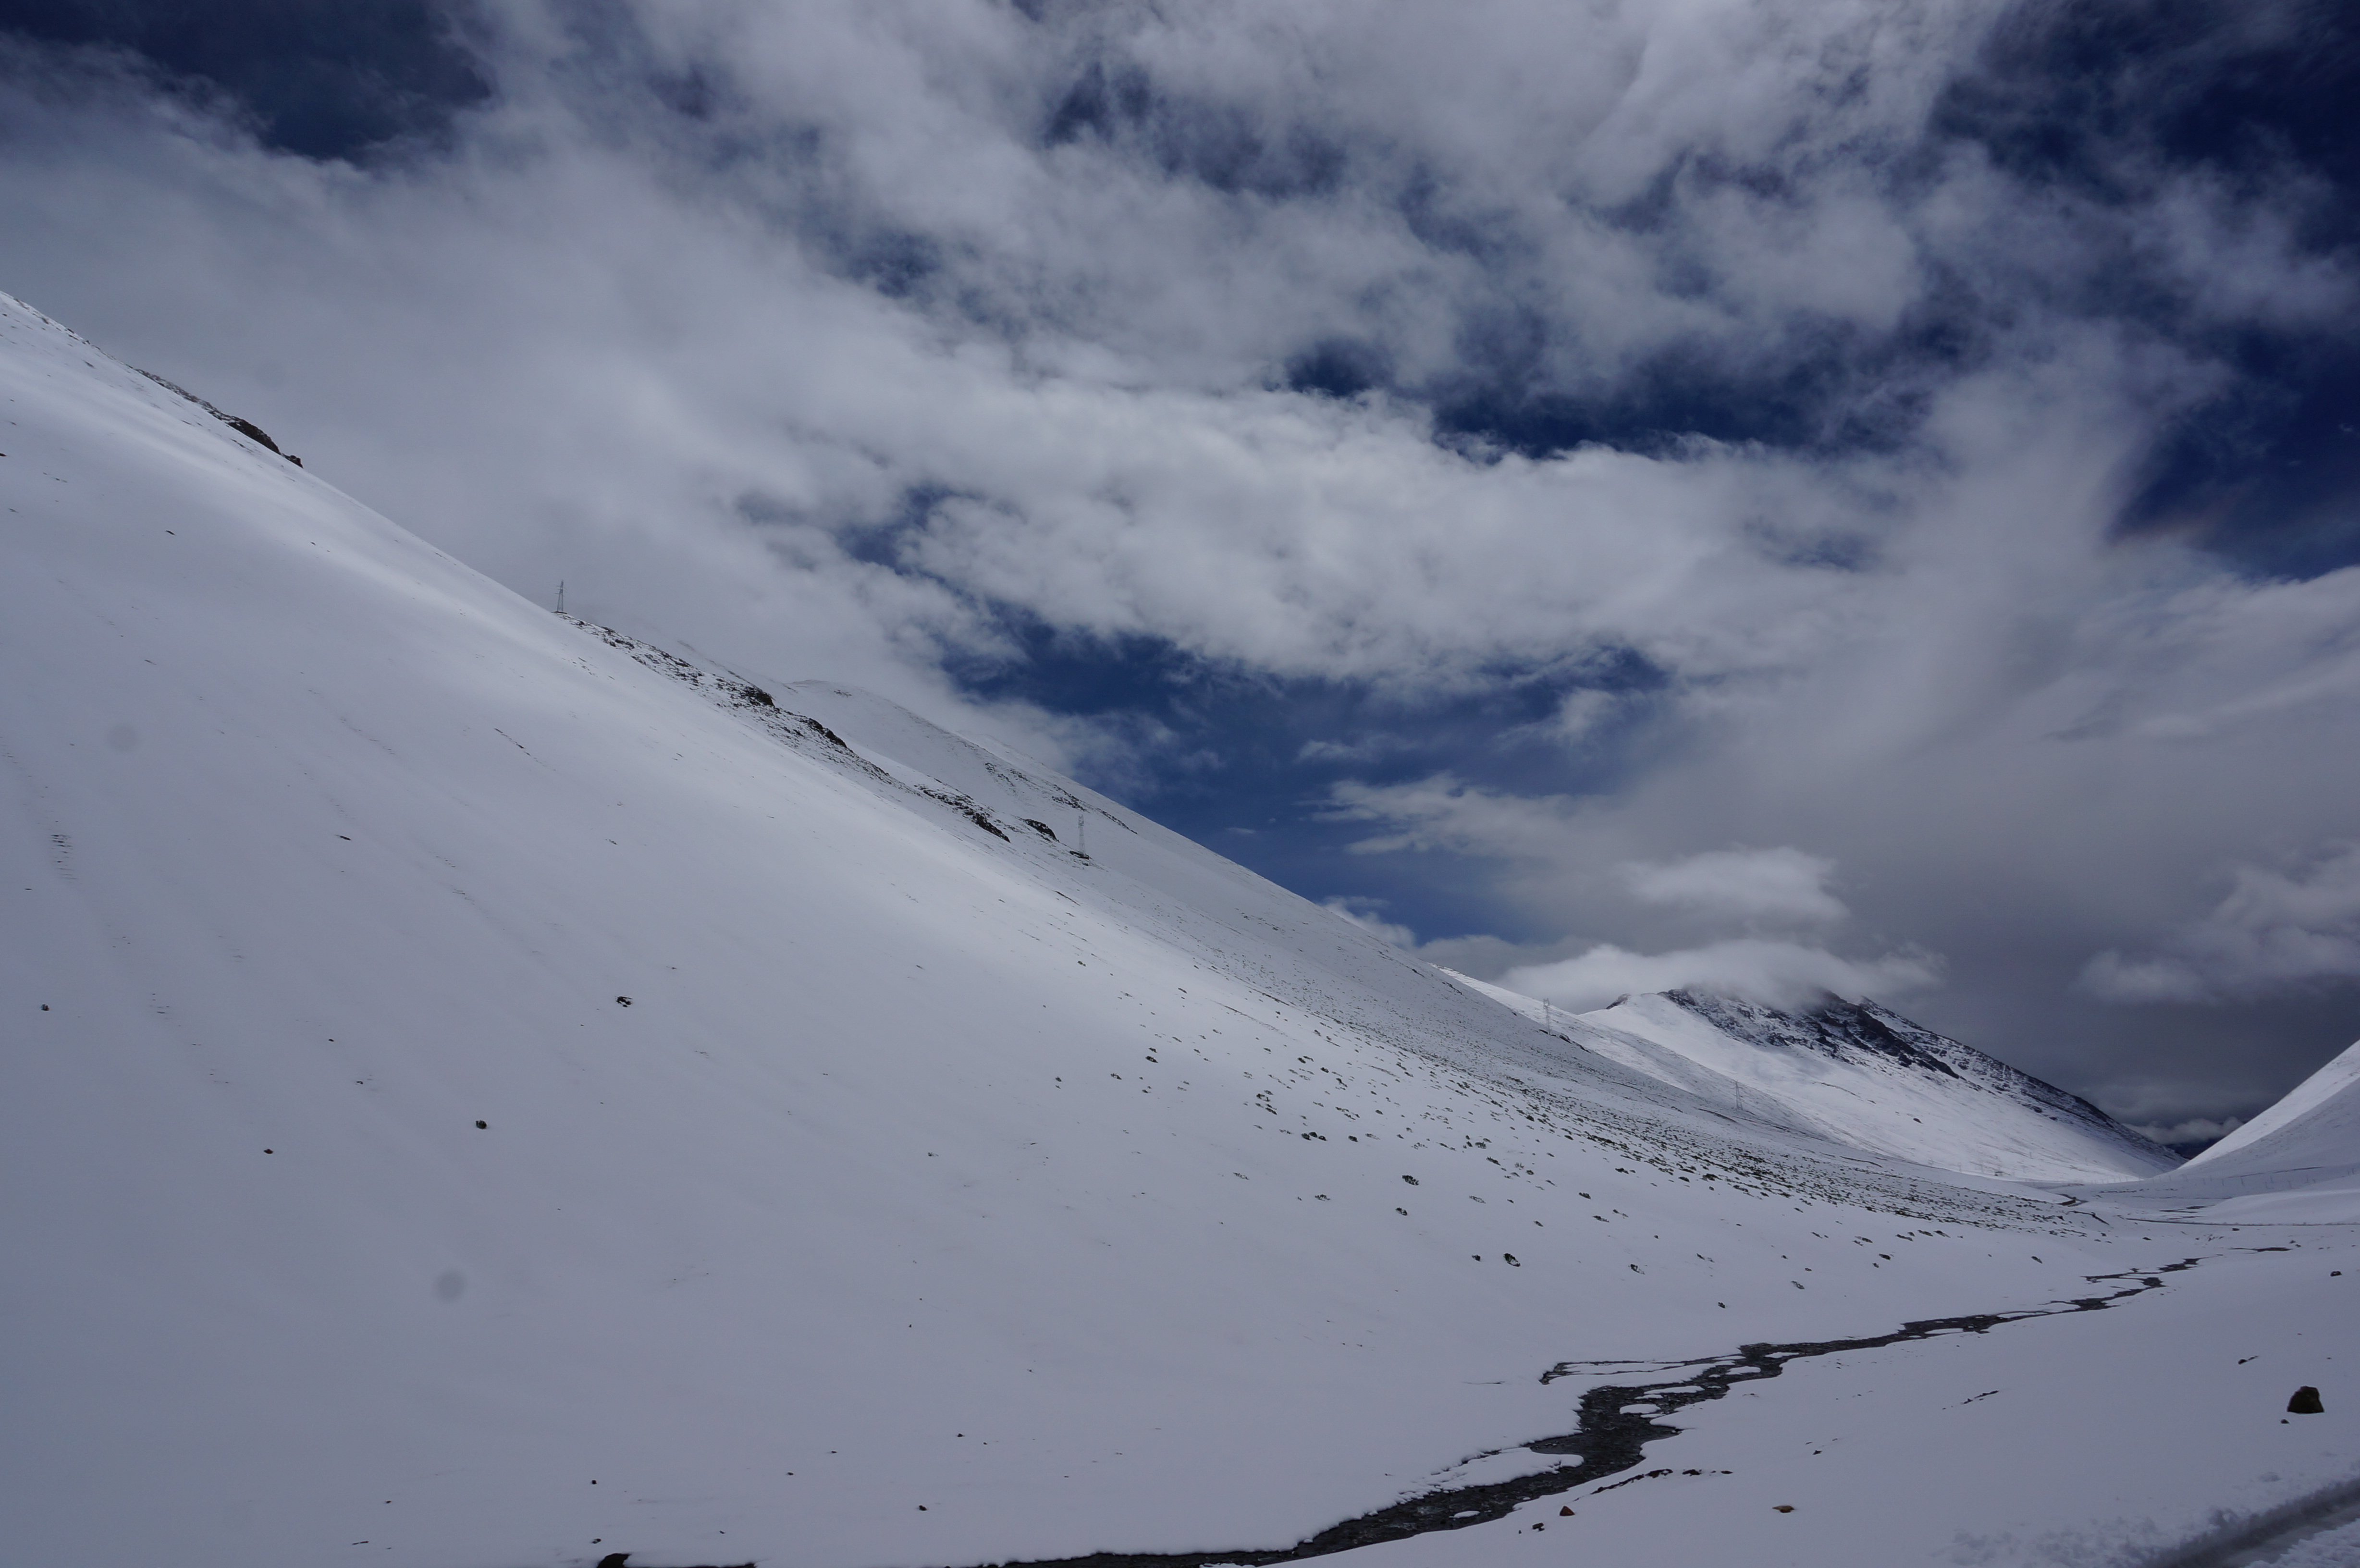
[1,0,2356,1130]
[0,0,491,157]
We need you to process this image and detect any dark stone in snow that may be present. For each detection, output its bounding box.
[222,416,283,454]
[2289,1385,2325,1414]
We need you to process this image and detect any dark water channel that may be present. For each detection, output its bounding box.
[931,1257,2228,1568]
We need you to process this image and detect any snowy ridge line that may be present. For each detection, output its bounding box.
[565,614,2120,1232]
[10,285,292,461]
[916,1254,2231,1568]
[1449,972,2175,1184]
[2136,1466,2360,1568]
[565,616,1121,852]
[564,618,883,770]
[1570,989,2176,1182]
[2184,1040,2360,1171]
[559,615,2067,1224]
[129,366,300,464]
[0,286,300,466]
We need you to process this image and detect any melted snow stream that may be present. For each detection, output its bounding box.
[926,1254,2253,1568]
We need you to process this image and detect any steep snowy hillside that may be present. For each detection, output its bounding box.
[1507,987,2177,1183]
[2079,1039,2360,1224]
[2190,1037,2360,1178]
[3,292,2356,1568]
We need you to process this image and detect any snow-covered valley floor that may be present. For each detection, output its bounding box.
[3,292,2355,1568]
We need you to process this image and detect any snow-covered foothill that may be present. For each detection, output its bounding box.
[2080,1038,2360,1222]
[2188,1038,2360,1180]
[1450,976,2176,1183]
[2,292,2356,1568]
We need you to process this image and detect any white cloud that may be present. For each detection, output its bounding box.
[2079,845,2360,1004]
[1323,775,1583,861]
[2126,1116,2244,1149]
[1616,846,1846,925]
[1502,939,1941,1014]
[1322,896,1417,949]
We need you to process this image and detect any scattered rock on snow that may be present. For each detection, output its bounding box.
[2289,1385,2325,1414]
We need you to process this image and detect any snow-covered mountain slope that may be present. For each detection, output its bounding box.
[2079,1039,2360,1222]
[4,292,2356,1568]
[2190,1038,2360,1178]
[1450,979,2176,1183]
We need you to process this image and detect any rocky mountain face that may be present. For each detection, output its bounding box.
[1662,989,2178,1165]
[1550,988,2180,1183]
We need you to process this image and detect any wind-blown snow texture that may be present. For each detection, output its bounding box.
[2,293,2356,1568]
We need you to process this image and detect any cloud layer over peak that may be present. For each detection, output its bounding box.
[1505,939,1942,1017]
[1617,847,1850,927]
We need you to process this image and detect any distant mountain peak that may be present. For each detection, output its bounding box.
[1656,989,1965,1079]
[1565,988,2179,1182]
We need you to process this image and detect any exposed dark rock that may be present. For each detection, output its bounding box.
[132,367,301,463]
[222,415,281,453]
[2290,1385,2325,1414]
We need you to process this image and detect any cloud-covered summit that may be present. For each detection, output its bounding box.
[1,0,2356,1128]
